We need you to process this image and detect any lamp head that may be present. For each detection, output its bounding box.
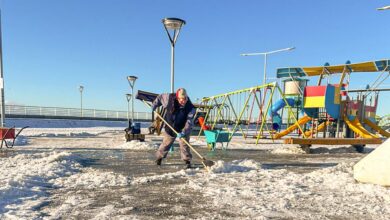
[126,93,132,102]
[127,75,138,83]
[377,6,390,10]
[162,18,186,30]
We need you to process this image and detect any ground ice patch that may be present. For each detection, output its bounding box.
[115,140,158,150]
[132,169,198,185]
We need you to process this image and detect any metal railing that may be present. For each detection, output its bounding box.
[4,105,153,121]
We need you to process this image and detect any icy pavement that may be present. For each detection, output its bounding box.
[0,121,389,219]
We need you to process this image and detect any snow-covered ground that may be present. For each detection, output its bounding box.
[0,118,389,219]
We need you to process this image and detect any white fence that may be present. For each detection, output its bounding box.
[4,105,153,121]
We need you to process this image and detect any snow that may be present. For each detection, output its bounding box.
[0,151,81,218]
[0,118,389,219]
[115,140,158,150]
[185,160,390,219]
[271,145,307,154]
[209,159,262,173]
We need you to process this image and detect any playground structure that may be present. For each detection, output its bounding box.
[275,59,390,149]
[198,59,389,151]
[197,82,305,148]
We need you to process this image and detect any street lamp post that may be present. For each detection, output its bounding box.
[240,47,295,85]
[0,11,5,127]
[162,17,186,93]
[127,76,137,124]
[126,93,131,121]
[377,5,390,10]
[79,85,84,117]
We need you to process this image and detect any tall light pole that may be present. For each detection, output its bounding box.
[241,47,295,85]
[162,17,186,93]
[127,76,137,124]
[79,85,84,117]
[377,5,390,10]
[126,93,131,121]
[0,11,5,127]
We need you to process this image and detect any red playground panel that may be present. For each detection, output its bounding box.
[0,127,15,139]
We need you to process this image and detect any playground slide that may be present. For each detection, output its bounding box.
[270,98,295,116]
[273,115,311,139]
[363,118,390,138]
[269,98,295,130]
[304,121,330,137]
[344,116,378,139]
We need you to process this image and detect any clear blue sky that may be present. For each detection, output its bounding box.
[1,0,390,115]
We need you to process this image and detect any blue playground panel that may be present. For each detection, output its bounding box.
[204,130,230,151]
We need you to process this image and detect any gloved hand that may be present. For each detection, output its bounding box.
[177,132,185,138]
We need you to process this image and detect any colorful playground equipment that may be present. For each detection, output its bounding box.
[275,59,390,149]
[344,116,379,139]
[198,82,303,147]
[304,120,330,137]
[135,59,388,153]
[198,59,389,151]
[363,118,390,137]
[272,115,311,139]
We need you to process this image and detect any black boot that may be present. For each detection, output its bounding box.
[185,160,191,169]
[155,158,162,166]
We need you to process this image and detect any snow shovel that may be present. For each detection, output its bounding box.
[144,101,215,169]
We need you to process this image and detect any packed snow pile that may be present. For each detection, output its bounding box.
[0,150,132,219]
[209,159,262,173]
[310,145,360,154]
[271,145,307,154]
[0,151,82,218]
[12,135,29,146]
[185,161,390,219]
[53,168,131,189]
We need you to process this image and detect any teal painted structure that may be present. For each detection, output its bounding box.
[204,130,230,151]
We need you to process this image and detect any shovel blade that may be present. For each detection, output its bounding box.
[202,159,215,168]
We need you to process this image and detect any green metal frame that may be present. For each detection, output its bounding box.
[199,82,304,144]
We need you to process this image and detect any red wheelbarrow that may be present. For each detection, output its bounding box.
[0,126,29,149]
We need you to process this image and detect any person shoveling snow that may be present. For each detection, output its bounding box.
[151,88,196,169]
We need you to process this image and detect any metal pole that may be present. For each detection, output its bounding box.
[127,99,130,120]
[80,90,83,117]
[263,53,267,85]
[171,44,175,93]
[131,86,135,123]
[0,11,5,127]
